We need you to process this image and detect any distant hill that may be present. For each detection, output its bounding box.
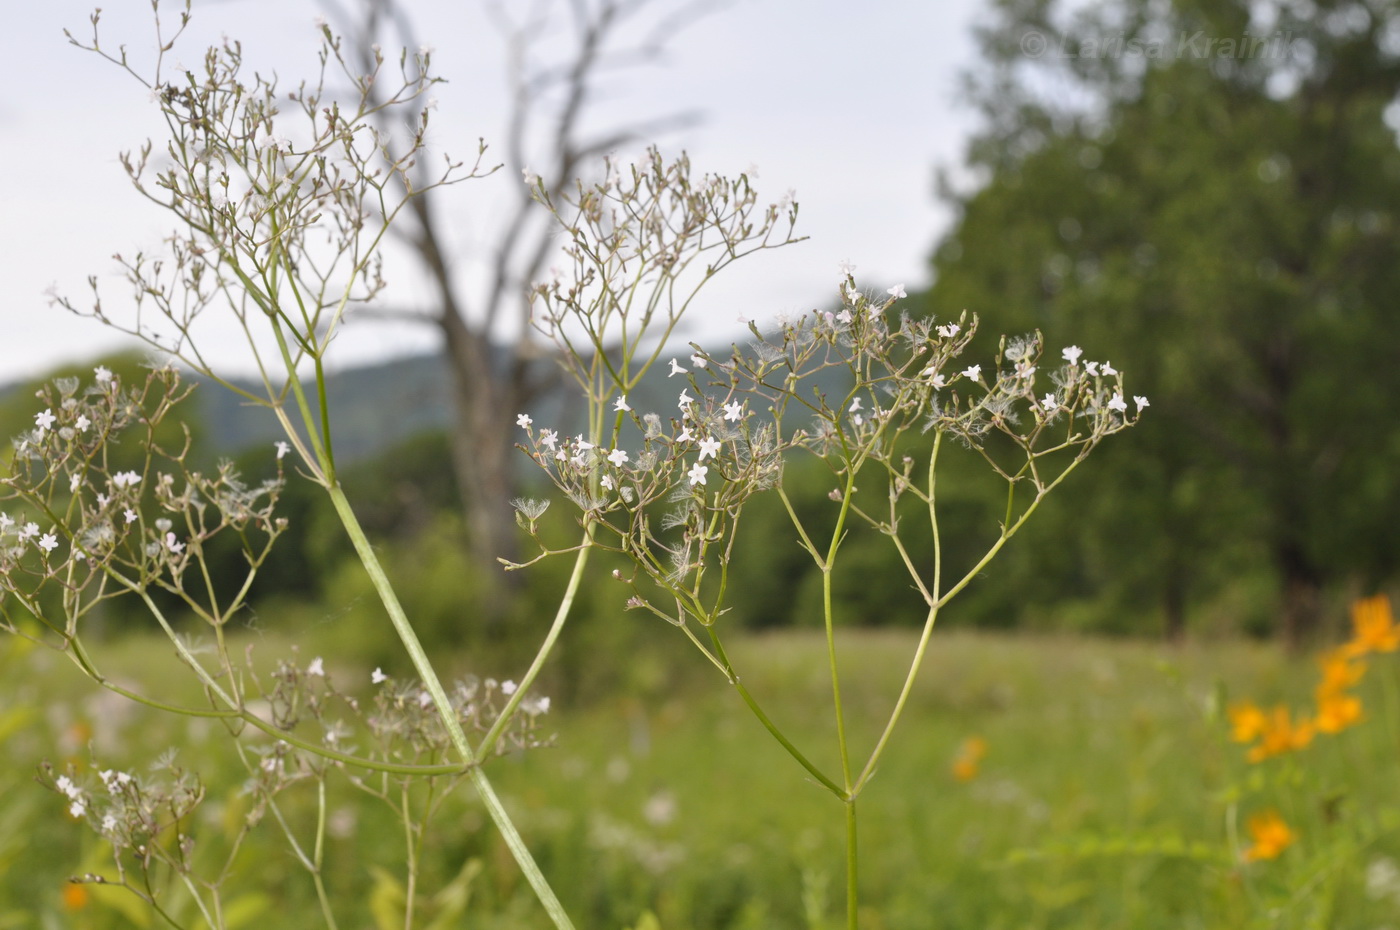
[196,353,456,461]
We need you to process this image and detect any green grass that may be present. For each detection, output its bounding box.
[3,626,1398,929]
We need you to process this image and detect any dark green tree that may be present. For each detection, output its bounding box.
[927,0,1400,641]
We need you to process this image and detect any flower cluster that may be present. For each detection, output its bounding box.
[516,264,1144,627]
[0,368,286,637]
[1229,594,1397,763]
[253,655,552,779]
[42,756,203,874]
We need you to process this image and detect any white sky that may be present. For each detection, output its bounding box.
[0,0,985,384]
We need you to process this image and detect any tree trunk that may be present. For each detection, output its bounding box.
[442,312,521,630]
[1276,537,1322,650]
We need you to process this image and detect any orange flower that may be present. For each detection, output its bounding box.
[1315,649,1366,699]
[1228,702,1268,744]
[1314,692,1363,734]
[62,882,89,911]
[951,736,988,782]
[1345,594,1399,657]
[1242,810,1295,862]
[1246,706,1314,763]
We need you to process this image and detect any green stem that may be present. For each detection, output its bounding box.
[312,779,340,930]
[705,627,845,798]
[478,524,593,757]
[845,800,859,930]
[324,484,576,930]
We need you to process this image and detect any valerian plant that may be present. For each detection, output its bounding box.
[11,2,1145,927]
[11,3,572,928]
[511,151,1145,927]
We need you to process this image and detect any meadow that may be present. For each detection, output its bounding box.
[5,623,1397,929]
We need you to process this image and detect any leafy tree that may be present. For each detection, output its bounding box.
[926,0,1400,641]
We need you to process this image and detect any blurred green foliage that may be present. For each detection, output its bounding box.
[6,626,1400,929]
[920,0,1400,640]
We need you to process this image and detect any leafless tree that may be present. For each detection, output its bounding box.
[319,0,710,618]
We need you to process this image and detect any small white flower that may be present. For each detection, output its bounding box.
[613,395,631,413]
[668,358,686,377]
[275,441,290,460]
[0,513,11,530]
[848,397,863,413]
[1062,345,1083,365]
[70,801,86,818]
[101,814,118,833]
[522,167,540,186]
[34,408,56,432]
[929,373,946,389]
[69,473,82,493]
[1101,361,1118,376]
[1016,361,1036,380]
[502,680,518,696]
[75,415,90,432]
[698,437,722,461]
[1041,393,1058,412]
[56,776,77,798]
[124,509,137,524]
[540,429,558,449]
[1107,393,1129,413]
[112,471,141,489]
[687,462,708,486]
[678,391,694,412]
[690,354,707,369]
[676,426,694,444]
[1085,362,1100,376]
[601,474,615,491]
[165,532,185,554]
[836,309,853,324]
[20,522,39,539]
[887,284,906,299]
[307,657,325,677]
[39,533,58,553]
[937,323,960,339]
[371,668,388,684]
[1134,395,1150,412]
[575,438,595,452]
[838,259,857,277]
[516,413,532,428]
[723,401,743,421]
[94,366,113,384]
[607,448,628,467]
[962,365,981,380]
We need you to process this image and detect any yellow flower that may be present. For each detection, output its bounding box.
[1314,692,1363,734]
[951,736,988,782]
[1246,706,1314,763]
[1242,810,1295,862]
[1344,594,1399,657]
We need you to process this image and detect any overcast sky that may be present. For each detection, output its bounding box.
[0,0,986,384]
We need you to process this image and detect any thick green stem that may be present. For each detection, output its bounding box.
[324,484,576,930]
